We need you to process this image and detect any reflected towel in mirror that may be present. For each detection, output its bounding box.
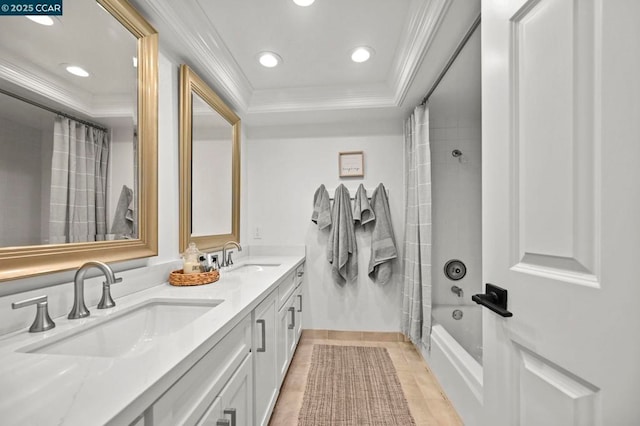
[110,185,134,238]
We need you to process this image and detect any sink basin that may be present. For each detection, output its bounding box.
[229,263,281,273]
[20,298,222,358]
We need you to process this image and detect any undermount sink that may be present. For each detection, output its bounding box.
[20,298,222,358]
[229,263,281,273]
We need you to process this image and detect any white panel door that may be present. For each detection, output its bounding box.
[482,0,640,424]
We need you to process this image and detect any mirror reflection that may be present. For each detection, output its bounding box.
[0,1,138,247]
[179,64,240,253]
[191,92,233,236]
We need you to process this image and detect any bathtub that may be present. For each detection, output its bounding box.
[432,305,483,364]
[423,305,483,425]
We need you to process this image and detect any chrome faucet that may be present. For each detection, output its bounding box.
[68,261,121,319]
[451,285,463,298]
[220,241,242,268]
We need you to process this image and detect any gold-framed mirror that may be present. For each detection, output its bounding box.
[179,64,240,253]
[0,0,158,282]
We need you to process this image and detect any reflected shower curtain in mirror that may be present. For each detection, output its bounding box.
[402,104,432,350]
[49,117,109,243]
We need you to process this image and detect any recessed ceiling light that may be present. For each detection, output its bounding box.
[258,52,282,68]
[351,47,374,63]
[26,16,54,26]
[293,0,315,6]
[66,65,90,77]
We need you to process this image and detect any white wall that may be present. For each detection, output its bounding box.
[246,123,405,332]
[0,116,43,247]
[429,29,482,306]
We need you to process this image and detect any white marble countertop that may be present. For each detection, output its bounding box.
[0,254,305,425]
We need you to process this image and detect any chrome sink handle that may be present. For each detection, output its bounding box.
[69,261,118,319]
[98,277,123,310]
[12,295,56,333]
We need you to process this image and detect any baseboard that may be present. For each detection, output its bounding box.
[302,329,405,342]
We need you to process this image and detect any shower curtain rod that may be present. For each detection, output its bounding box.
[420,14,481,106]
[0,87,108,132]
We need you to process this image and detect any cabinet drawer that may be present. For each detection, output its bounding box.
[294,263,305,286]
[277,271,295,310]
[151,315,251,426]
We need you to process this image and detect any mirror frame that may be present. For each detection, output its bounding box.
[0,0,158,282]
[179,64,240,253]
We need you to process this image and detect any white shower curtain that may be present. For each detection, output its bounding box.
[49,116,109,243]
[402,104,433,350]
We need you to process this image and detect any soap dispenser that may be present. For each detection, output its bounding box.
[182,242,203,274]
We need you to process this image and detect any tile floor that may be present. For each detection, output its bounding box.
[268,331,463,426]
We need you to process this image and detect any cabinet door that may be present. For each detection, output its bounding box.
[221,354,253,426]
[294,285,303,344]
[276,298,295,384]
[253,291,278,426]
[200,354,253,426]
[195,397,221,426]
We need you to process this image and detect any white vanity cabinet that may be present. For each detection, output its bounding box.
[149,315,252,426]
[252,289,279,426]
[129,261,305,426]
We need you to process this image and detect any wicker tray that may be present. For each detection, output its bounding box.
[169,269,220,286]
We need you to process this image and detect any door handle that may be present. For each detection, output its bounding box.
[472,283,513,317]
[297,294,302,312]
[256,319,266,352]
[288,306,295,329]
[223,408,236,426]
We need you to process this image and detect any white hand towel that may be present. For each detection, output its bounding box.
[353,183,375,226]
[311,184,332,230]
[368,183,397,284]
[327,185,357,283]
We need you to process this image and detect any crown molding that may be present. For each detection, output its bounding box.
[388,0,451,106]
[132,0,253,112]
[131,0,451,115]
[0,58,134,118]
[0,58,92,116]
[248,82,396,113]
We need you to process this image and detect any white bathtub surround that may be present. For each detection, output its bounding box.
[401,104,433,349]
[0,254,304,425]
[425,324,482,425]
[432,305,482,364]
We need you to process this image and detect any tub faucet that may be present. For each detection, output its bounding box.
[451,285,463,298]
[68,261,121,319]
[221,241,242,268]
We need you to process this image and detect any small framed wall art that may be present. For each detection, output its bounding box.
[339,151,364,177]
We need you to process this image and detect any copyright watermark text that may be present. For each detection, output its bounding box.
[0,0,62,15]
